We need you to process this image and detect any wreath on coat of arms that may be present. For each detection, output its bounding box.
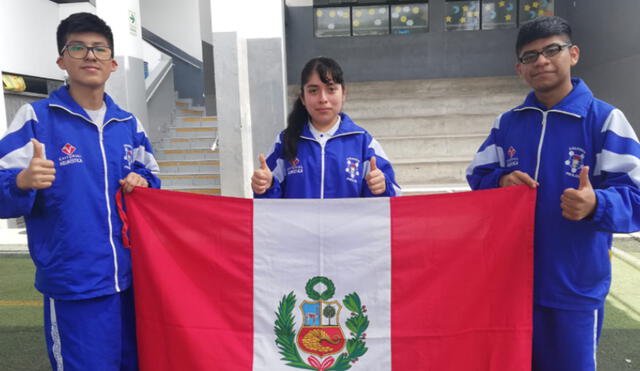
[274,276,369,370]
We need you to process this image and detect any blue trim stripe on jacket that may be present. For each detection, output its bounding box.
[467,79,640,310]
[256,112,400,199]
[0,86,160,300]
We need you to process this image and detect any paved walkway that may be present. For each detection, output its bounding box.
[0,228,28,253]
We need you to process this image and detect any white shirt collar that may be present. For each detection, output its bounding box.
[309,115,341,141]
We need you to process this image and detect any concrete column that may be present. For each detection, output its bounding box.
[210,0,287,197]
[0,83,7,230]
[212,32,254,197]
[96,0,149,132]
[0,27,7,230]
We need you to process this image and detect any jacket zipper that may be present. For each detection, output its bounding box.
[534,111,548,181]
[301,131,365,199]
[512,107,582,182]
[50,104,131,293]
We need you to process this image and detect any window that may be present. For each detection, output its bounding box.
[315,7,351,38]
[313,1,428,37]
[519,0,554,23]
[445,1,480,31]
[391,3,429,34]
[481,0,517,30]
[311,0,551,37]
[353,5,390,36]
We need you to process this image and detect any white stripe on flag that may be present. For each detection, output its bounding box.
[253,197,392,370]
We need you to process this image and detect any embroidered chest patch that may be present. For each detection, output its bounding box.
[345,157,360,183]
[564,147,586,178]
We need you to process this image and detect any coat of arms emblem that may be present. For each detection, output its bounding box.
[275,276,369,370]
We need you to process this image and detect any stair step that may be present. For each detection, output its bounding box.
[173,116,218,127]
[343,93,523,119]
[159,173,220,187]
[356,114,496,137]
[157,160,220,173]
[378,134,485,159]
[154,137,216,150]
[289,76,529,100]
[176,108,205,116]
[162,186,221,195]
[166,126,217,138]
[392,156,472,185]
[400,183,471,196]
[155,148,219,161]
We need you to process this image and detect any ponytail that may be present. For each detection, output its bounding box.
[283,97,308,161]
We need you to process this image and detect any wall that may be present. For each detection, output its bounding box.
[0,0,63,80]
[285,0,571,84]
[146,68,176,143]
[140,0,203,61]
[569,0,640,133]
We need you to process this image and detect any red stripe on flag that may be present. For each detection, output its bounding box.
[126,188,253,371]
[391,186,535,370]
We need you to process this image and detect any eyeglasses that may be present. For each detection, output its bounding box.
[518,43,573,64]
[61,44,113,61]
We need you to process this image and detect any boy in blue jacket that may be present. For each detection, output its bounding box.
[467,16,640,371]
[0,13,160,370]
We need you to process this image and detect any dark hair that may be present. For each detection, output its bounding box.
[516,16,572,55]
[283,57,345,161]
[57,12,114,56]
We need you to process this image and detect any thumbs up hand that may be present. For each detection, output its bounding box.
[366,156,386,195]
[251,154,273,195]
[16,139,56,190]
[560,166,596,221]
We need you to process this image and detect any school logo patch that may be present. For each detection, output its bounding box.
[275,276,369,370]
[123,144,134,169]
[564,147,586,178]
[61,143,76,155]
[506,146,519,167]
[58,143,83,167]
[287,157,304,175]
[345,157,360,183]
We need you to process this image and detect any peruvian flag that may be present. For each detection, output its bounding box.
[121,185,535,371]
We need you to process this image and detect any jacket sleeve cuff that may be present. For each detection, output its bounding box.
[591,189,606,222]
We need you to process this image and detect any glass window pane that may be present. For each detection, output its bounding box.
[315,7,351,38]
[391,3,429,35]
[445,1,480,31]
[352,5,389,36]
[482,0,517,30]
[520,0,554,24]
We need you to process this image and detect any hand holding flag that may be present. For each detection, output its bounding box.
[119,172,149,193]
[499,170,538,188]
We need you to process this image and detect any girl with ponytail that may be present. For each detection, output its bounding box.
[251,57,400,198]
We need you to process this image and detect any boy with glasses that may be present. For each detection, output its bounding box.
[467,16,640,371]
[0,12,160,370]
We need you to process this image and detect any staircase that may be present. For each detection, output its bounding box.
[341,76,530,195]
[153,99,221,195]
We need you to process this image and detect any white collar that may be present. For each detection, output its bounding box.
[309,115,341,140]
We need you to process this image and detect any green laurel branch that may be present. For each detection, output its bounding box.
[305,276,336,301]
[328,293,369,371]
[274,292,315,370]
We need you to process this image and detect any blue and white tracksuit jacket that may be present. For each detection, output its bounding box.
[0,86,160,300]
[256,113,400,198]
[467,79,640,310]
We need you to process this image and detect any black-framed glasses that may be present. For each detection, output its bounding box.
[518,43,573,65]
[62,44,113,61]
